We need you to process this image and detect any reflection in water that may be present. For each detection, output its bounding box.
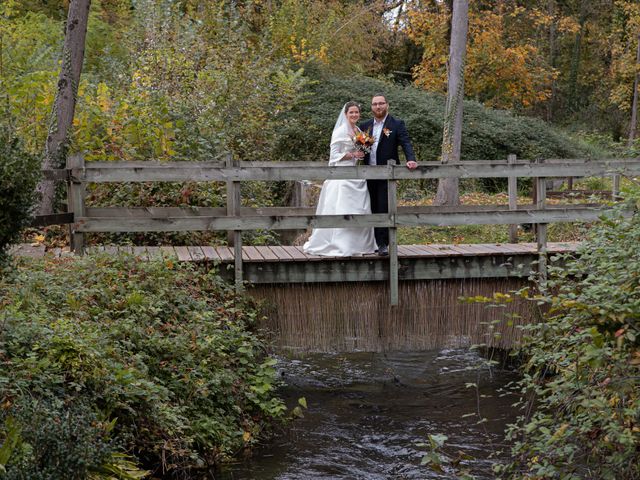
[219,349,519,479]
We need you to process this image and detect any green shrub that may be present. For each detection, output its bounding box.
[0,255,285,477]
[276,69,599,191]
[0,126,40,260]
[495,199,640,479]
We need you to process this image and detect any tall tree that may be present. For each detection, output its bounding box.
[628,34,640,146]
[37,0,91,215]
[435,0,468,206]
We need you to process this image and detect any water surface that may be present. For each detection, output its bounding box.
[220,349,519,479]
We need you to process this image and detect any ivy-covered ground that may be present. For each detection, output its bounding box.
[0,255,285,479]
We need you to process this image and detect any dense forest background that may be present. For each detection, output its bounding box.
[3,0,640,168]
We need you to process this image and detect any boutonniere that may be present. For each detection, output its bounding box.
[383,128,392,137]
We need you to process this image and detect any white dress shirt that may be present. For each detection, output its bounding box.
[369,115,387,165]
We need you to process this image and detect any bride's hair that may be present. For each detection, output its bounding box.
[343,101,360,113]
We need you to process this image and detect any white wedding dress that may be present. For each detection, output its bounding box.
[303,117,377,257]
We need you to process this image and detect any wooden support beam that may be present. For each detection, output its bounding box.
[67,154,85,254]
[226,154,243,292]
[388,161,398,306]
[612,173,621,199]
[507,154,518,243]
[535,158,548,283]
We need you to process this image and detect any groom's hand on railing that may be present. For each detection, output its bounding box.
[406,160,418,170]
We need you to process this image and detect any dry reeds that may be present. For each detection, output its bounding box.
[249,279,535,353]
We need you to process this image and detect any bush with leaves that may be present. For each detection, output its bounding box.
[0,255,285,477]
[494,199,640,479]
[0,126,40,261]
[277,69,600,165]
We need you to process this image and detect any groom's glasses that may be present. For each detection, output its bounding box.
[371,102,387,106]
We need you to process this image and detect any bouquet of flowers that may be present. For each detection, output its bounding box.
[353,128,375,153]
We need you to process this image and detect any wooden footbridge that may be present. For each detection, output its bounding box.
[45,154,637,295]
[32,155,639,350]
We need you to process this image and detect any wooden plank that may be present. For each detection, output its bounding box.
[234,231,243,291]
[75,206,630,233]
[87,206,317,218]
[90,202,600,218]
[187,246,206,262]
[201,246,221,261]
[477,243,510,254]
[216,246,234,262]
[234,253,552,284]
[422,244,461,256]
[118,246,134,255]
[454,244,497,256]
[257,246,280,261]
[440,245,470,256]
[281,246,307,261]
[243,246,263,261]
[67,154,85,254]
[293,246,317,260]
[174,246,192,262]
[399,245,424,257]
[388,161,399,306]
[508,154,518,243]
[502,243,537,254]
[79,159,640,182]
[269,245,294,261]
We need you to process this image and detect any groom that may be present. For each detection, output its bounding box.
[360,94,417,256]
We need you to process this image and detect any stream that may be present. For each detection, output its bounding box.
[220,349,520,479]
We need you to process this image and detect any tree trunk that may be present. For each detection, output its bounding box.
[36,0,91,215]
[546,0,557,122]
[567,0,588,113]
[628,34,640,147]
[434,0,468,206]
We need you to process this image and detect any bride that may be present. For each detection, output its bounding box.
[303,101,378,256]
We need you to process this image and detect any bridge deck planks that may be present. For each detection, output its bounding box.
[15,242,579,263]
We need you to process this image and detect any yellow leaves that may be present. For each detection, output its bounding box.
[96,82,112,112]
[242,431,252,442]
[408,6,553,110]
[548,423,569,443]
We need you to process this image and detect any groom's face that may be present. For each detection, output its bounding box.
[371,96,388,120]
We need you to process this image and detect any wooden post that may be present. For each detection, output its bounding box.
[225,153,243,292]
[388,160,399,306]
[612,174,621,199]
[67,153,85,254]
[535,158,548,283]
[507,154,518,243]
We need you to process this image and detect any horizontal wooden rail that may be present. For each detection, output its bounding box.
[75,205,630,233]
[72,159,640,183]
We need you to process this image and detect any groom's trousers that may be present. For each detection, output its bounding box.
[367,179,389,247]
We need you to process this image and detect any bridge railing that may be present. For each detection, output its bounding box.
[45,155,639,304]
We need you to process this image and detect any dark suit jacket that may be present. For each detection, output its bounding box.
[359,115,416,165]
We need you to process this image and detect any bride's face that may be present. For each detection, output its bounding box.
[346,106,360,125]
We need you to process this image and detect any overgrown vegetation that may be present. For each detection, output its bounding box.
[0,126,39,261]
[0,255,285,478]
[491,197,640,479]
